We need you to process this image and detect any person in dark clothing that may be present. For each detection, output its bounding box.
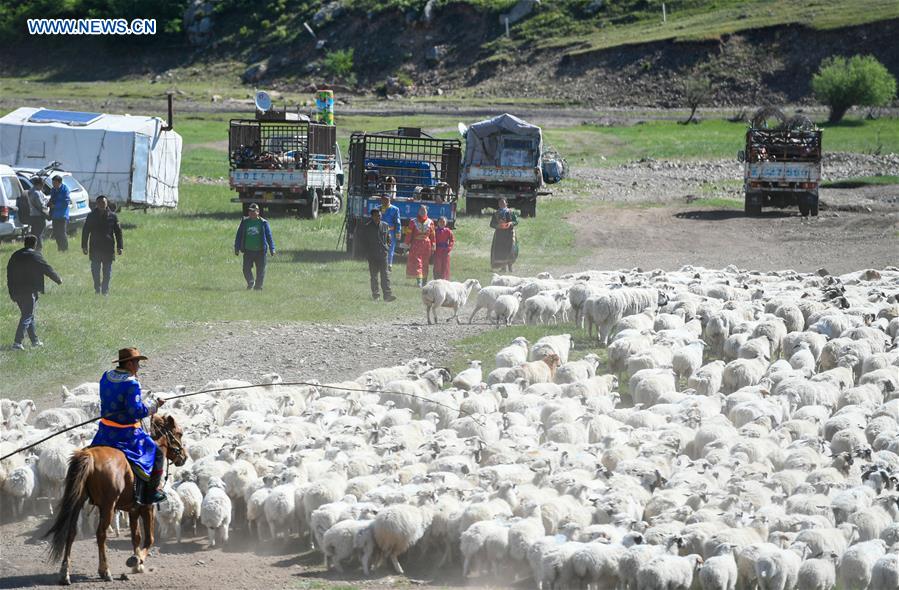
[48,176,70,252]
[234,203,276,290]
[6,234,62,349]
[81,196,124,295]
[25,177,49,250]
[358,209,395,301]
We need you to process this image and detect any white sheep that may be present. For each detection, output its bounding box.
[322,518,377,573]
[493,293,522,326]
[175,480,203,537]
[468,285,518,323]
[586,288,669,345]
[155,484,185,543]
[460,519,510,577]
[637,553,704,590]
[672,340,706,383]
[797,553,838,590]
[698,544,738,590]
[523,291,569,325]
[371,503,431,574]
[870,552,899,590]
[495,337,530,368]
[453,361,483,391]
[837,538,887,590]
[200,477,232,547]
[553,353,601,384]
[421,279,481,324]
[529,334,573,364]
[264,483,297,541]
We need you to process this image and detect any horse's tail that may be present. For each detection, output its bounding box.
[44,449,92,563]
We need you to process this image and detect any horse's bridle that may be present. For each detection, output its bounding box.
[154,421,186,466]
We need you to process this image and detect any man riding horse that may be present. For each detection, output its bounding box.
[46,346,186,583]
[90,347,167,504]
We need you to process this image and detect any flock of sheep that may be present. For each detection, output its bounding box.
[2,264,899,590]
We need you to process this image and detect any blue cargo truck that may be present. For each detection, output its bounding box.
[342,128,461,258]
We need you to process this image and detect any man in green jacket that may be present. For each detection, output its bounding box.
[234,203,276,290]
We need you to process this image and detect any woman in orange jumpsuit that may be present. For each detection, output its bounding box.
[405,205,435,287]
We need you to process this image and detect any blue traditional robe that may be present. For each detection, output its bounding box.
[90,369,157,480]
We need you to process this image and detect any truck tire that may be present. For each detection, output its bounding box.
[810,195,819,217]
[520,201,536,218]
[466,197,482,216]
[798,201,810,217]
[304,191,320,220]
[744,199,762,217]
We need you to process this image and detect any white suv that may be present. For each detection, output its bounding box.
[15,165,91,235]
[0,164,25,241]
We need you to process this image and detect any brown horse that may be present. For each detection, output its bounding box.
[44,414,186,585]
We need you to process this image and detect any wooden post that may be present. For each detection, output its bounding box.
[662,3,667,23]
[505,17,510,38]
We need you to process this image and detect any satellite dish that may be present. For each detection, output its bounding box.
[255,91,273,113]
[457,122,468,138]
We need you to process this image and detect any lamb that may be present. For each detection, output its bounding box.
[155,484,185,543]
[698,544,738,590]
[754,545,803,590]
[796,553,837,590]
[637,553,704,590]
[870,552,899,590]
[460,519,511,577]
[468,285,519,323]
[688,360,726,396]
[3,459,36,517]
[371,503,431,574]
[503,354,562,386]
[453,361,483,390]
[529,334,573,364]
[421,278,481,324]
[523,291,569,325]
[200,477,232,547]
[673,340,706,383]
[495,337,529,368]
[493,293,522,326]
[322,519,377,573]
[264,483,297,541]
[176,479,203,537]
[837,538,887,590]
[553,354,601,384]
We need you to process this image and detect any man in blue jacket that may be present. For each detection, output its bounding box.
[379,193,401,271]
[48,176,70,252]
[234,203,275,290]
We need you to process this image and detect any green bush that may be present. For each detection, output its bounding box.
[812,54,897,123]
[323,48,357,84]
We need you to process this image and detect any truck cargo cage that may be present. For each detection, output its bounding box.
[746,128,822,163]
[348,129,461,200]
[229,119,338,171]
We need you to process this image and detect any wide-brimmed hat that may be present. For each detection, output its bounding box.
[114,347,148,364]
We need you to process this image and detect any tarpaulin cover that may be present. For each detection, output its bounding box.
[462,113,542,169]
[0,107,182,208]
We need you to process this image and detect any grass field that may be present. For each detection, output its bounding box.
[1,110,896,397]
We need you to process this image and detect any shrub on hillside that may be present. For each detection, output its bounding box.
[812,55,897,123]
[323,48,357,85]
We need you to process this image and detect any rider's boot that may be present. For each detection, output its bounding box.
[141,448,167,505]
